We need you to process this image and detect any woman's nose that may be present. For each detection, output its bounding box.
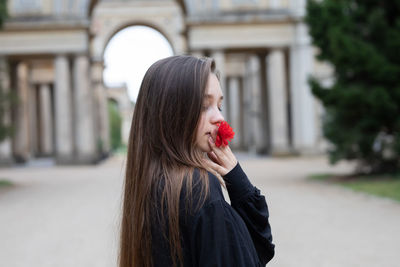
[211,108,224,124]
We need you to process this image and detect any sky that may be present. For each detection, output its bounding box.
[103,26,174,102]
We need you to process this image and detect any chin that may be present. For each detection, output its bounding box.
[203,148,212,153]
[198,144,211,153]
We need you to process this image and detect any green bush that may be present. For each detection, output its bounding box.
[0,0,7,28]
[108,101,122,150]
[0,89,9,142]
[305,0,400,174]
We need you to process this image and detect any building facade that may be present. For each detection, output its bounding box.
[0,0,331,165]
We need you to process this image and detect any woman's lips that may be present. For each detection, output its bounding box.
[211,128,218,139]
[206,129,218,141]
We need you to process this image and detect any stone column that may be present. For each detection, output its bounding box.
[242,72,251,150]
[228,77,242,148]
[13,62,31,162]
[211,50,227,119]
[267,49,290,155]
[54,55,73,163]
[258,54,270,154]
[289,23,317,153]
[28,86,38,156]
[39,84,53,155]
[245,55,266,154]
[73,55,96,163]
[0,57,13,164]
[91,59,110,155]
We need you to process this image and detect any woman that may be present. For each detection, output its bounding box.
[119,55,274,267]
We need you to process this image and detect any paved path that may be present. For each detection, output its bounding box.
[1,155,399,267]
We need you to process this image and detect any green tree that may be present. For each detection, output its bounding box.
[0,0,9,143]
[305,0,400,174]
[108,101,122,150]
[0,89,13,142]
[0,0,6,28]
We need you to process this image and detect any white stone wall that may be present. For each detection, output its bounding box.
[8,0,91,17]
[185,0,292,15]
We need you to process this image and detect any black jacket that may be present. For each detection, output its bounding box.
[151,163,275,266]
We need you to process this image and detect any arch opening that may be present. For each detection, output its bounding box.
[103,25,174,102]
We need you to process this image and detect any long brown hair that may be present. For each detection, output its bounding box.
[119,55,216,267]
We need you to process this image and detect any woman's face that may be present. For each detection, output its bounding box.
[196,73,224,153]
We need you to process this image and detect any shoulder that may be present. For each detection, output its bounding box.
[192,168,225,204]
[179,168,225,221]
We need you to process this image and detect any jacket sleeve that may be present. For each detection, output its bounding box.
[223,163,275,266]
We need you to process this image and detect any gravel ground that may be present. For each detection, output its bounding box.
[1,155,399,267]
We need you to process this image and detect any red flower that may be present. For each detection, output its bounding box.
[215,121,235,147]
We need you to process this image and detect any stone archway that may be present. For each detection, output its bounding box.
[90,0,186,62]
[86,1,186,161]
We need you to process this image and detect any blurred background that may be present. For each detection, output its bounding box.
[0,0,399,266]
[0,0,332,164]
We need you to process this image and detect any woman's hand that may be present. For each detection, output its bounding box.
[205,135,238,176]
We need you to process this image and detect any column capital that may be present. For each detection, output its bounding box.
[55,54,69,59]
[269,47,286,53]
[190,51,204,58]
[211,49,225,57]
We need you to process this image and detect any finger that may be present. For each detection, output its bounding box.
[204,158,226,175]
[224,145,235,161]
[207,151,220,164]
[215,144,237,170]
[224,146,238,166]
[208,136,225,158]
